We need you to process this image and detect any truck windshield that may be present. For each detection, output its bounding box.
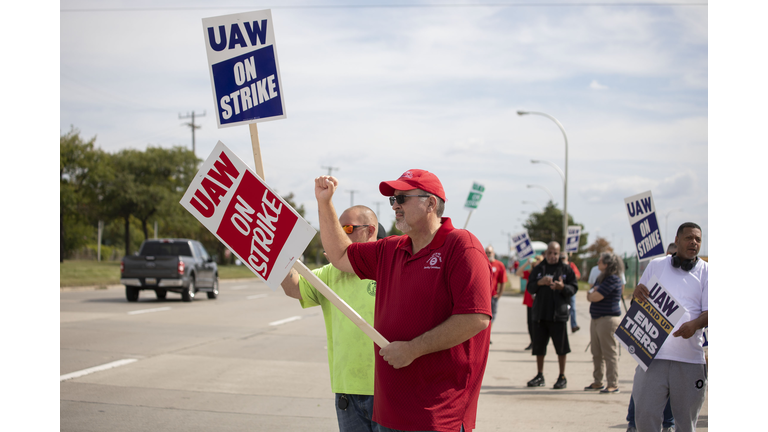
[140,242,193,257]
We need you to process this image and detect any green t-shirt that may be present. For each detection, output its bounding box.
[299,264,376,395]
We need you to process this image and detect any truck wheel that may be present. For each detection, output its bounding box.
[207,277,219,299]
[126,287,139,302]
[182,278,196,302]
[155,289,167,300]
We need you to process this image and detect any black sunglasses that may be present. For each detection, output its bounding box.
[389,195,431,206]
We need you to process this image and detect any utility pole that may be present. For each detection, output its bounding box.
[347,190,359,207]
[373,201,381,218]
[179,111,205,155]
[321,165,339,176]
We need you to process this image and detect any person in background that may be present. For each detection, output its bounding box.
[526,242,577,390]
[624,242,678,432]
[516,255,543,350]
[584,252,624,394]
[560,252,581,333]
[631,223,708,432]
[280,205,380,432]
[486,245,508,344]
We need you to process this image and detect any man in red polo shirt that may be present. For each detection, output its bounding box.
[485,245,507,344]
[314,169,493,432]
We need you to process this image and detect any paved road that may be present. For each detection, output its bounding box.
[61,280,707,431]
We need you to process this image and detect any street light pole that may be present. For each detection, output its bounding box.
[527,184,555,203]
[531,159,565,183]
[519,111,569,250]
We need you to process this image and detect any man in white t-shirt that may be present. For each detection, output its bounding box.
[631,222,708,432]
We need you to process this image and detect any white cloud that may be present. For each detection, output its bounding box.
[59,1,708,257]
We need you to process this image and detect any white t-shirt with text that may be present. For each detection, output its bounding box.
[638,255,708,364]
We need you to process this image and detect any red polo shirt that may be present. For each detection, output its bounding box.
[348,217,492,432]
[490,260,507,296]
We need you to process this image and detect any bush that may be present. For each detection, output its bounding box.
[69,244,125,261]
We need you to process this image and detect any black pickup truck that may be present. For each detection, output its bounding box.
[120,239,218,302]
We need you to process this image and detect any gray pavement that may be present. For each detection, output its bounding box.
[60,279,707,431]
[477,291,707,431]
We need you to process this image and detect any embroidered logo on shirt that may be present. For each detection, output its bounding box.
[367,281,376,297]
[425,252,442,269]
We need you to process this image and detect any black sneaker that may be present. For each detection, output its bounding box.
[553,375,567,389]
[527,373,545,387]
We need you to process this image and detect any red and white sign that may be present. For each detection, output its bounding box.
[180,141,316,290]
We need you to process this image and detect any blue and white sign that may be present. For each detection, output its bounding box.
[202,10,287,128]
[565,225,581,254]
[624,190,665,261]
[511,231,534,261]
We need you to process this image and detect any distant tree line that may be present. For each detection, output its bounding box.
[60,127,324,265]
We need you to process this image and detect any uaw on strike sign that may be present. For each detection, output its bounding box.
[614,275,685,371]
[202,10,286,128]
[624,190,665,261]
[180,141,315,290]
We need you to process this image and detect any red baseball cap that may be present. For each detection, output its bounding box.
[379,169,446,201]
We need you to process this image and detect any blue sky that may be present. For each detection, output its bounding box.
[59,0,709,258]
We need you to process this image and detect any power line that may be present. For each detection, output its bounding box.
[321,165,340,176]
[179,111,205,155]
[61,2,708,12]
[347,190,359,207]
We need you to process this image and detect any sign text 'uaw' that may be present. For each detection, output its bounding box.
[180,141,315,290]
[624,190,665,261]
[565,225,581,254]
[614,275,686,371]
[511,231,534,261]
[202,10,286,128]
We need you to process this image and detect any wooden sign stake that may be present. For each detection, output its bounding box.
[247,123,389,348]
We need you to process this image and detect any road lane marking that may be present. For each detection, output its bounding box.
[128,307,172,315]
[269,316,302,326]
[230,285,250,290]
[60,359,138,382]
[247,294,268,300]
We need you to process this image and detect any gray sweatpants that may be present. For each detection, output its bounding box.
[632,360,707,432]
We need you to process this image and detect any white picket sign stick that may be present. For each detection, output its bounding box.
[293,261,389,348]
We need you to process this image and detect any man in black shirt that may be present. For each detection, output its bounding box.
[526,241,578,389]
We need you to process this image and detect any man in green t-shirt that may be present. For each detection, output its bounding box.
[281,205,380,432]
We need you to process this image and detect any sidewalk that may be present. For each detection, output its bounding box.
[474,291,707,431]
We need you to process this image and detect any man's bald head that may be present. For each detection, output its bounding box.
[339,206,379,243]
[545,241,561,265]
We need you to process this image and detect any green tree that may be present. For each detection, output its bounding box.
[99,146,200,256]
[133,146,200,240]
[522,201,588,267]
[60,127,110,261]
